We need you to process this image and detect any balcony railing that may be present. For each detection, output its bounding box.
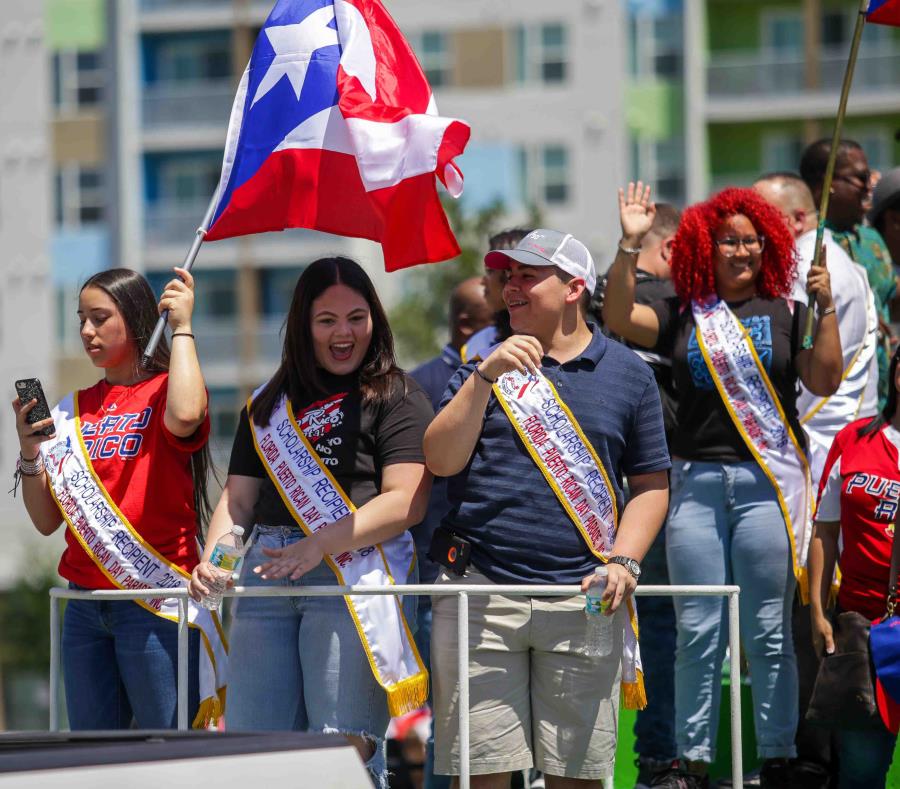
[142,79,234,129]
[145,199,212,247]
[708,42,900,97]
[140,0,229,10]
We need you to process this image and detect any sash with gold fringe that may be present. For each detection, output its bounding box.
[248,388,428,717]
[42,393,228,728]
[493,368,646,710]
[692,298,814,598]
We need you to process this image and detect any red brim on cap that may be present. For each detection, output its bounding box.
[876,678,900,734]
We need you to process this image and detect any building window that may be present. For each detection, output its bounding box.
[513,23,569,84]
[52,50,104,111]
[146,268,236,320]
[413,31,452,88]
[55,164,105,228]
[260,267,305,316]
[542,146,569,204]
[515,144,571,207]
[762,133,804,175]
[630,137,686,206]
[629,10,683,79]
[208,387,240,450]
[148,32,232,83]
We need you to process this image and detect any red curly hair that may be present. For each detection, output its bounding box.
[670,187,798,304]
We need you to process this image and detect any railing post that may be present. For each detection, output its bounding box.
[177,597,189,731]
[49,595,60,732]
[728,590,743,789]
[458,591,470,789]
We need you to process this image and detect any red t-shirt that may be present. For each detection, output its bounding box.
[816,418,900,620]
[57,373,210,589]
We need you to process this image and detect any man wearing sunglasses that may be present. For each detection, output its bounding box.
[801,138,898,408]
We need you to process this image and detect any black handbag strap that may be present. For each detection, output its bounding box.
[886,517,900,617]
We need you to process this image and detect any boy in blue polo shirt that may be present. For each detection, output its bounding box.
[424,229,671,787]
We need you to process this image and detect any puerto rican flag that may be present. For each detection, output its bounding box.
[204,0,471,271]
[868,0,900,25]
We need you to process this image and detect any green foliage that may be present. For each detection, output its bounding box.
[0,560,60,674]
[390,199,542,366]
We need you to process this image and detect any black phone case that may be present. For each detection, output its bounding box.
[15,379,55,436]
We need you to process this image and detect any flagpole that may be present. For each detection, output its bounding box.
[802,0,869,348]
[140,195,219,369]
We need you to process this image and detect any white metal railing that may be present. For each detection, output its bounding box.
[708,42,900,96]
[142,80,234,129]
[49,584,743,789]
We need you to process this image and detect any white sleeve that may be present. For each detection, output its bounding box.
[815,455,842,522]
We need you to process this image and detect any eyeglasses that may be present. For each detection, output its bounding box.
[833,172,872,193]
[714,236,765,257]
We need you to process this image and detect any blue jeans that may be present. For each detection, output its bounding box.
[633,524,677,762]
[666,460,798,763]
[227,525,418,789]
[62,593,200,729]
[839,726,897,788]
[415,598,451,789]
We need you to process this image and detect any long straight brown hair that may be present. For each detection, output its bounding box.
[80,268,214,533]
[250,256,405,427]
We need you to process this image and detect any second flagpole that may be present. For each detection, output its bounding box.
[802,0,869,349]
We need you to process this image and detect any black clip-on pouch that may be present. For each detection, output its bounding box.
[427,526,472,577]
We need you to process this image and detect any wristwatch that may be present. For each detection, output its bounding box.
[608,555,641,581]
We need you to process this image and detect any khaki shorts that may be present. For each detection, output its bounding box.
[431,569,623,779]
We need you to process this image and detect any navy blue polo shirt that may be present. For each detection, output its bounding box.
[438,325,671,585]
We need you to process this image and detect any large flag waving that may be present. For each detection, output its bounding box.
[203,0,470,270]
[867,0,900,25]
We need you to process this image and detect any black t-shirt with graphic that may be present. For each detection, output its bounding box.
[228,371,434,526]
[650,296,809,463]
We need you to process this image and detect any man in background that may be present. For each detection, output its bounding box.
[800,138,898,407]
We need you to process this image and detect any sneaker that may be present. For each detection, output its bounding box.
[649,762,710,789]
[636,757,677,788]
[759,758,792,789]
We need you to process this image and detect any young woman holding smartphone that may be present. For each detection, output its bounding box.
[12,267,223,730]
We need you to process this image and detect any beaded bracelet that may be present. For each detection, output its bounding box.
[17,452,44,476]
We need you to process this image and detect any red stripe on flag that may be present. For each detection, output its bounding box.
[867,0,900,26]
[204,148,459,270]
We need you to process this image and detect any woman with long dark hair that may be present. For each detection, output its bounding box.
[12,267,218,729]
[808,347,900,789]
[190,257,433,788]
[605,184,843,788]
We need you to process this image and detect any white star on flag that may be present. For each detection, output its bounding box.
[251,6,340,109]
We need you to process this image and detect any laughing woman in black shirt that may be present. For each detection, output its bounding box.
[604,184,841,789]
[189,257,433,789]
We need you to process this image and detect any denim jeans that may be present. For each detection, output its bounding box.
[633,524,677,762]
[226,525,418,789]
[62,593,200,729]
[415,598,451,789]
[839,726,897,788]
[666,460,799,763]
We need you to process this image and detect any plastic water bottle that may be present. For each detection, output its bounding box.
[584,566,614,657]
[199,526,245,611]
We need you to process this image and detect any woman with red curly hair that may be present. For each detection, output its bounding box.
[605,183,842,789]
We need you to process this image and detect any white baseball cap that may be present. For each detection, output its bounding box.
[484,229,597,294]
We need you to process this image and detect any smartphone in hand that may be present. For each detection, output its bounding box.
[14,378,55,436]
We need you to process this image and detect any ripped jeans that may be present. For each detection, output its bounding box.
[226,525,418,788]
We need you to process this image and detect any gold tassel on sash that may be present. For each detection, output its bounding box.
[386,674,430,718]
[622,672,648,711]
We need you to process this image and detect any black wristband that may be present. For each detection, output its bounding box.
[171,332,195,339]
[474,365,496,385]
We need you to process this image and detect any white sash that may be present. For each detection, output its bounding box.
[692,298,814,594]
[800,278,878,484]
[248,389,427,717]
[493,369,646,709]
[42,393,227,728]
